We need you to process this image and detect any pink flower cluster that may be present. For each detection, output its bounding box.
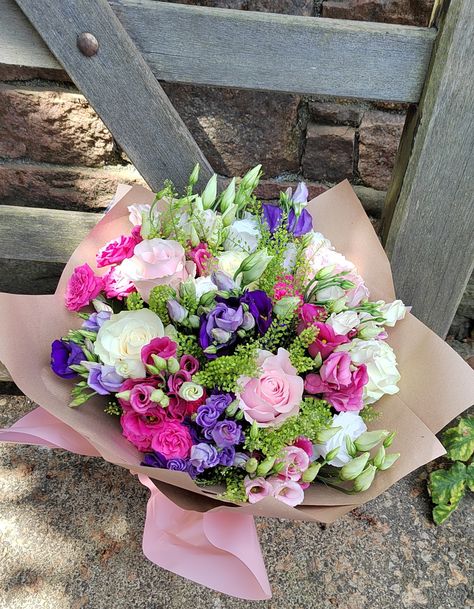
[189,242,213,276]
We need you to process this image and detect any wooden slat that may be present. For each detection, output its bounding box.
[0,206,101,263]
[0,0,436,102]
[383,0,474,338]
[12,0,213,193]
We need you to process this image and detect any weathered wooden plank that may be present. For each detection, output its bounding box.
[383,0,474,338]
[0,0,435,102]
[12,0,213,193]
[0,206,101,263]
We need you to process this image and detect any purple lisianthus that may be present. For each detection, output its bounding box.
[288,208,313,237]
[211,420,243,448]
[87,364,123,395]
[219,445,236,467]
[262,203,283,234]
[81,311,111,332]
[199,302,244,358]
[233,452,249,468]
[196,393,234,429]
[241,290,273,334]
[166,458,188,472]
[50,340,85,379]
[142,451,167,468]
[189,443,220,473]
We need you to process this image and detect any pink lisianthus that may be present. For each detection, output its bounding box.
[345,271,369,307]
[103,265,136,300]
[276,446,310,481]
[244,476,273,504]
[167,396,188,421]
[303,321,349,360]
[120,408,166,452]
[96,232,140,268]
[65,263,103,311]
[319,351,352,389]
[168,370,191,395]
[294,436,314,458]
[299,303,328,325]
[269,477,305,507]
[120,238,193,302]
[325,365,368,412]
[179,354,200,375]
[128,384,156,414]
[118,377,160,411]
[151,420,193,459]
[141,336,177,366]
[189,243,212,276]
[238,348,304,428]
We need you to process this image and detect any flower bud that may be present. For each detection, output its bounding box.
[272,461,286,474]
[146,364,161,375]
[379,453,400,471]
[245,457,258,474]
[313,352,323,368]
[92,299,113,314]
[189,223,201,247]
[188,315,201,329]
[301,462,322,483]
[316,265,336,280]
[373,445,385,469]
[166,357,180,374]
[353,464,377,492]
[211,328,232,344]
[150,389,165,403]
[140,212,153,239]
[234,249,273,287]
[199,291,217,308]
[211,270,237,291]
[358,323,382,340]
[383,431,396,448]
[314,426,341,444]
[325,447,340,463]
[354,430,389,452]
[151,354,167,371]
[180,278,197,301]
[241,312,255,331]
[201,174,217,209]
[273,296,301,318]
[250,420,259,440]
[329,297,347,314]
[160,395,170,408]
[222,204,237,227]
[256,457,276,476]
[203,345,217,355]
[225,400,239,416]
[219,178,236,213]
[339,453,370,481]
[188,163,200,188]
[115,390,131,401]
[178,381,204,402]
[345,435,357,458]
[239,164,261,191]
[167,299,188,323]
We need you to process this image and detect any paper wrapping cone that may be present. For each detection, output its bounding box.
[1,181,474,524]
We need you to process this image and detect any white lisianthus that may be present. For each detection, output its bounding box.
[378,299,408,327]
[94,309,164,379]
[196,209,223,246]
[316,285,345,302]
[224,214,261,253]
[194,275,218,300]
[217,250,247,282]
[313,412,367,467]
[128,204,151,226]
[282,242,297,272]
[327,310,359,335]
[337,338,400,404]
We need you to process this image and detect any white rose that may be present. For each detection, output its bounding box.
[217,250,247,282]
[327,310,359,335]
[379,299,408,327]
[94,309,164,379]
[313,412,367,467]
[194,275,218,300]
[337,338,400,404]
[224,214,261,253]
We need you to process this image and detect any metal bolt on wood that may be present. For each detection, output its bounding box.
[77,32,98,56]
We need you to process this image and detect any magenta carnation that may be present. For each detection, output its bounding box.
[65,263,103,311]
[96,234,139,268]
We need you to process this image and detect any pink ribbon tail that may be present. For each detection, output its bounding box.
[139,474,272,600]
[0,406,100,456]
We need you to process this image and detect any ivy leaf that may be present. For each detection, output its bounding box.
[443,416,474,462]
[428,461,466,506]
[467,462,474,493]
[433,501,461,525]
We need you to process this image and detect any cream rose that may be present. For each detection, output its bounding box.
[336,338,400,404]
[94,309,164,378]
[120,238,191,302]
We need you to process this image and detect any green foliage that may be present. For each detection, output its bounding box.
[126,292,144,310]
[176,332,205,363]
[148,285,176,326]
[360,404,381,423]
[258,223,291,297]
[244,398,332,458]
[193,343,259,392]
[104,400,123,416]
[428,416,473,525]
[443,416,474,462]
[195,466,247,503]
[258,315,295,352]
[288,326,318,373]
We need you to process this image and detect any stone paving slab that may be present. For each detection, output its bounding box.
[1,394,472,609]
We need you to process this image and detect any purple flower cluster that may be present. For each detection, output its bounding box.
[51,340,85,379]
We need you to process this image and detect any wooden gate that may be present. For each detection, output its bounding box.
[0,0,472,353]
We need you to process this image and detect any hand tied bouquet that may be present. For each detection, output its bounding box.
[50,165,408,507]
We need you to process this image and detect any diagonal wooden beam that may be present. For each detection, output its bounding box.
[12,0,214,193]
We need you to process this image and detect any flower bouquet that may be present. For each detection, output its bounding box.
[1,167,473,599]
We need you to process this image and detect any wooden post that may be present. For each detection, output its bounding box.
[13,0,214,192]
[383,0,474,337]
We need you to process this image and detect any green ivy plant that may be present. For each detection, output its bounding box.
[428,415,473,525]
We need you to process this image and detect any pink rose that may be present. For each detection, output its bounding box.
[151,420,193,459]
[299,303,328,325]
[320,351,352,389]
[120,238,192,302]
[103,265,136,300]
[96,233,140,268]
[244,476,273,504]
[120,408,166,452]
[269,477,305,507]
[276,446,310,481]
[141,337,177,366]
[65,263,103,311]
[325,365,368,412]
[238,348,304,427]
[189,243,212,276]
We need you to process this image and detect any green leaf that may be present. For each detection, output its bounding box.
[443,416,474,462]
[428,461,466,505]
[466,462,474,493]
[432,501,461,525]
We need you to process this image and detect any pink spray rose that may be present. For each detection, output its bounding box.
[96,232,140,268]
[151,420,193,459]
[120,408,166,452]
[65,263,103,311]
[238,348,304,427]
[141,337,177,366]
[189,242,212,276]
[103,265,136,300]
[276,446,310,482]
[244,476,273,504]
[269,477,305,507]
[120,238,192,302]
